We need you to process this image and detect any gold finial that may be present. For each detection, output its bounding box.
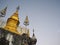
[24,16,29,26]
[15,6,20,15]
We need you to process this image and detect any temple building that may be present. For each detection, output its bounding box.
[0,6,37,45]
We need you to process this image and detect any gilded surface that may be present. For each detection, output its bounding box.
[4,10,20,35]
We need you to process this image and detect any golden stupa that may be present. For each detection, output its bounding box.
[4,7,20,35]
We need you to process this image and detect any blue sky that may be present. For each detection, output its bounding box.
[0,0,60,45]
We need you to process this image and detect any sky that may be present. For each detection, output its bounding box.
[0,0,60,45]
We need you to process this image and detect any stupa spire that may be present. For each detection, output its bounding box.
[32,29,37,45]
[24,16,29,26]
[0,6,7,17]
[4,6,20,35]
[32,29,36,40]
[10,6,20,21]
[22,16,30,37]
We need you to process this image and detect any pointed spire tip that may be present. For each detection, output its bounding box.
[16,6,20,11]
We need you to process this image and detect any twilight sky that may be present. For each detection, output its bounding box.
[0,0,60,45]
